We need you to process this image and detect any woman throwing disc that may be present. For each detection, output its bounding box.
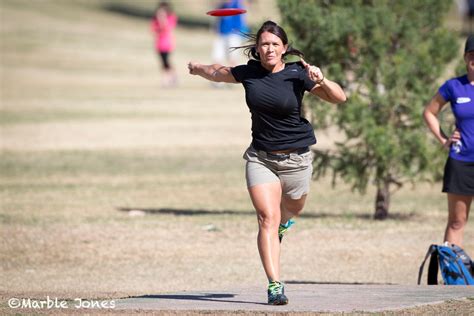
[188,21,346,305]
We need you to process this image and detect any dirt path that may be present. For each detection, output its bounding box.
[2,285,473,315]
[114,284,474,313]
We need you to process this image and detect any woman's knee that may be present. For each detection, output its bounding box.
[282,195,307,216]
[257,211,280,230]
[285,206,304,217]
[447,218,468,231]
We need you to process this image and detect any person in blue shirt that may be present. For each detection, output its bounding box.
[423,35,474,248]
[212,0,248,66]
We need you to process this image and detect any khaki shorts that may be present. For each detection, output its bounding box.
[243,145,314,199]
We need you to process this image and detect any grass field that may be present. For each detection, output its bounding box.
[1,0,473,314]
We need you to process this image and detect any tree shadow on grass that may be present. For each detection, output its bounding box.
[101,3,210,29]
[117,207,416,221]
[126,293,266,306]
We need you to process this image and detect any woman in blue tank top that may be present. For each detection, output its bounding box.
[423,35,474,248]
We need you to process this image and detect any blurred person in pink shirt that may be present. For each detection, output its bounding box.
[151,2,178,87]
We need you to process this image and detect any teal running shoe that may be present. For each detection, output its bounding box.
[278,219,295,242]
[267,281,288,305]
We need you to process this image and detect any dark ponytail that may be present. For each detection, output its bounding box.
[233,21,304,61]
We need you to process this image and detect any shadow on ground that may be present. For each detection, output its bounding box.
[125,293,265,306]
[117,207,416,221]
[285,280,394,285]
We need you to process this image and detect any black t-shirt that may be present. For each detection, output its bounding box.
[231,60,317,151]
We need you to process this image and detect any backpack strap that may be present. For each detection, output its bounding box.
[418,244,438,285]
[451,243,474,278]
[427,247,439,285]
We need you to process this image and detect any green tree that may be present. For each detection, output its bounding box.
[278,0,459,219]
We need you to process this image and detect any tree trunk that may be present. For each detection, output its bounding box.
[374,181,390,220]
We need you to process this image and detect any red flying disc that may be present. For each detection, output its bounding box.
[206,8,247,16]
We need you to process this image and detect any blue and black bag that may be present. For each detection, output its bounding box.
[418,243,474,285]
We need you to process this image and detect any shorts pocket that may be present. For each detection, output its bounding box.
[242,146,259,162]
[302,151,314,165]
[290,151,313,167]
[289,153,304,164]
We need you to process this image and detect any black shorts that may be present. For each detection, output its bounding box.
[442,157,474,195]
[159,52,170,70]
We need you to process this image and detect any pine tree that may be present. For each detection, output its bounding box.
[278,0,459,219]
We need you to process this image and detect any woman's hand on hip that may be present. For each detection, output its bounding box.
[443,128,461,150]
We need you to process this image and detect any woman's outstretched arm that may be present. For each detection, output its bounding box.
[188,62,237,83]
